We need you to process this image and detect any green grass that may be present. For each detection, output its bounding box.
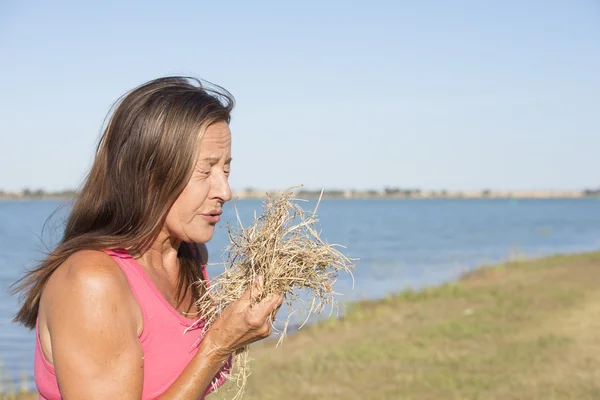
[217,251,600,400]
[0,369,34,400]
[9,251,600,399]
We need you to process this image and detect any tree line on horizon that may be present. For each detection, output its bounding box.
[1,186,600,199]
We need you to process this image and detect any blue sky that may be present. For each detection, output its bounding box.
[0,1,598,192]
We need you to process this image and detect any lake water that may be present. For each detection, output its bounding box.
[1,198,600,389]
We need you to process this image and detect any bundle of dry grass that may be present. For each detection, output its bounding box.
[191,188,355,399]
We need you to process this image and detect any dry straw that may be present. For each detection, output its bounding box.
[189,187,356,399]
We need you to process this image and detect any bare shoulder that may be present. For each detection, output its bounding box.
[40,249,142,341]
[43,250,132,308]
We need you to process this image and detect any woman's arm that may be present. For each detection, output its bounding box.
[43,250,145,399]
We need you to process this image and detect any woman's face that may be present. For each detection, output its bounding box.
[165,121,233,244]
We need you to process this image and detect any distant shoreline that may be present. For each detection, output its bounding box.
[233,189,597,200]
[1,188,599,201]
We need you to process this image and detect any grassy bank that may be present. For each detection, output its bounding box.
[222,251,600,400]
[9,251,600,399]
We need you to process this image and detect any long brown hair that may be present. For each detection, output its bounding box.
[12,76,235,329]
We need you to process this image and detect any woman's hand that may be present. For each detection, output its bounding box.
[203,276,284,359]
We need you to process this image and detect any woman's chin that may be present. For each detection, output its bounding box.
[190,227,215,244]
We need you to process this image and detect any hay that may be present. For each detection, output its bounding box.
[191,187,356,399]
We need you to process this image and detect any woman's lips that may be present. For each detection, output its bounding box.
[202,214,221,223]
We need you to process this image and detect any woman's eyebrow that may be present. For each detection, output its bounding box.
[199,156,233,164]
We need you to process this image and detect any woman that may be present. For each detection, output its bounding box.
[12,76,283,399]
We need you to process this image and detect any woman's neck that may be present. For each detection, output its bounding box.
[138,231,182,287]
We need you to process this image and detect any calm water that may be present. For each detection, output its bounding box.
[1,198,600,387]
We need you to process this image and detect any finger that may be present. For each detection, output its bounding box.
[269,297,283,314]
[240,275,264,302]
[268,294,283,309]
[257,294,284,320]
[270,302,283,321]
[250,274,264,302]
[254,274,264,290]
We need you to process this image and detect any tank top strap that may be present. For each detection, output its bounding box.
[102,248,148,308]
[103,248,203,327]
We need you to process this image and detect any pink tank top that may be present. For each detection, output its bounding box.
[34,247,231,399]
